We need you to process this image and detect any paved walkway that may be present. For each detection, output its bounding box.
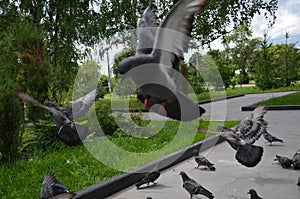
[108,91,300,199]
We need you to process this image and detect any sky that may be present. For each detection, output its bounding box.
[93,0,300,75]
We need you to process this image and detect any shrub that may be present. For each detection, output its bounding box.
[0,76,22,163]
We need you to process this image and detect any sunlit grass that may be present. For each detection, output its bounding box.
[253,91,300,106]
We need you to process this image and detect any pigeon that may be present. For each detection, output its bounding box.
[135,170,161,189]
[297,176,300,186]
[193,150,216,171]
[40,172,76,199]
[247,189,263,199]
[179,171,214,199]
[218,106,268,167]
[292,149,300,170]
[146,197,152,199]
[118,0,207,121]
[274,155,293,168]
[16,88,100,146]
[263,130,283,145]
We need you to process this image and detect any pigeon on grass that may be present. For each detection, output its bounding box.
[40,172,75,199]
[117,0,208,121]
[263,130,283,145]
[179,171,214,199]
[274,155,293,168]
[247,189,263,199]
[135,170,161,189]
[16,88,100,146]
[193,150,216,171]
[291,149,300,169]
[218,106,268,167]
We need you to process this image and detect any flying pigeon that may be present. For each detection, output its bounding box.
[292,149,300,170]
[193,150,216,171]
[40,172,76,199]
[274,155,293,168]
[179,171,214,199]
[135,170,161,189]
[247,189,263,199]
[297,176,300,186]
[218,106,268,167]
[16,88,100,146]
[118,0,207,121]
[263,130,283,145]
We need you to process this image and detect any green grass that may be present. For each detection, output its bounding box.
[197,83,300,102]
[253,91,300,106]
[0,120,238,199]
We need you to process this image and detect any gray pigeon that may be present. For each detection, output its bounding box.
[263,130,283,145]
[292,149,300,170]
[135,170,160,189]
[118,0,207,121]
[179,171,214,199]
[297,176,300,186]
[247,189,263,199]
[193,150,216,171]
[16,88,99,146]
[40,172,75,199]
[274,155,293,168]
[218,106,268,167]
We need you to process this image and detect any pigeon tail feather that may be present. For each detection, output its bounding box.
[236,144,263,167]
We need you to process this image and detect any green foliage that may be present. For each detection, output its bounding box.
[253,91,300,106]
[0,75,22,163]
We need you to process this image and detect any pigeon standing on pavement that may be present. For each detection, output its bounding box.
[297,176,300,186]
[135,170,161,189]
[40,172,76,199]
[179,171,214,199]
[292,149,300,170]
[218,106,268,167]
[263,130,283,145]
[247,189,263,199]
[117,0,208,121]
[274,155,293,168]
[16,88,99,146]
[193,150,216,171]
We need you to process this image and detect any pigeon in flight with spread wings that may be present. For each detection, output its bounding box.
[118,0,207,121]
[16,88,100,146]
[40,172,76,199]
[218,106,268,167]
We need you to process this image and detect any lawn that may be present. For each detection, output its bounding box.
[253,91,300,106]
[0,120,239,199]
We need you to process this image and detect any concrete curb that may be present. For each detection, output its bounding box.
[74,134,224,199]
[197,94,245,105]
[241,105,300,111]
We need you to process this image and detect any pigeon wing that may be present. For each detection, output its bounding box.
[136,5,158,55]
[151,0,208,69]
[63,88,99,119]
[235,106,267,144]
[41,172,69,199]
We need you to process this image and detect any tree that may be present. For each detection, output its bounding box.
[223,25,261,84]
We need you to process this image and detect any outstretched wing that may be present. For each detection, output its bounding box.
[136,5,158,55]
[235,106,268,144]
[151,0,208,69]
[63,88,99,119]
[15,92,66,127]
[41,172,69,199]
